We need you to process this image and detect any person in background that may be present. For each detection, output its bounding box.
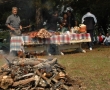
[97,33,105,45]
[82,8,97,50]
[47,11,61,55]
[5,7,22,36]
[60,13,69,33]
[103,33,110,46]
[67,10,77,31]
[47,11,61,32]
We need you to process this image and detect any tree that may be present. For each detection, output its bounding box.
[0,0,110,33]
[73,0,110,34]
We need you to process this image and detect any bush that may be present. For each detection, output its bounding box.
[0,31,10,39]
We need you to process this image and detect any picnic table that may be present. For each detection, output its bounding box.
[10,33,91,55]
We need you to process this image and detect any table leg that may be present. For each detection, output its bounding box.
[46,44,61,56]
[75,43,86,53]
[57,43,86,55]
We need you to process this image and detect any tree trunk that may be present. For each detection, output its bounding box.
[36,8,43,30]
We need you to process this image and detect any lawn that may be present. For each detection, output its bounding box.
[45,45,110,90]
[0,45,110,90]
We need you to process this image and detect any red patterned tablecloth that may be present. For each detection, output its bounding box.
[23,33,91,44]
[10,33,91,52]
[10,36,24,52]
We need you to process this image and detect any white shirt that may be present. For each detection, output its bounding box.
[82,12,97,24]
[103,36,110,42]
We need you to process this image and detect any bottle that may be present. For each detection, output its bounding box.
[71,27,74,33]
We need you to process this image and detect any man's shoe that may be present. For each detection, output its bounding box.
[89,47,92,51]
[61,52,64,55]
[48,53,52,56]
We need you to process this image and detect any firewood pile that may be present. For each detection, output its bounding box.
[0,57,81,90]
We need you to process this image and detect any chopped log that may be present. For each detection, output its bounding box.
[13,60,42,66]
[0,64,9,73]
[12,77,35,87]
[46,58,57,65]
[34,58,57,69]
[35,69,49,82]
[14,73,34,81]
[37,58,48,61]
[0,76,13,89]
[0,75,3,82]
[52,78,69,90]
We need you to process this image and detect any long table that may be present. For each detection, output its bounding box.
[10,33,91,55]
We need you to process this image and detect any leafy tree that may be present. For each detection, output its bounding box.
[0,0,110,33]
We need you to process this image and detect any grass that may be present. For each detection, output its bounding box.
[0,45,110,89]
[45,45,110,90]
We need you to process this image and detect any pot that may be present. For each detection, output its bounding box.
[79,24,86,33]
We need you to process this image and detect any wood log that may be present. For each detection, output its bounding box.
[16,58,55,66]
[47,58,57,65]
[34,58,57,69]
[0,75,11,83]
[0,64,9,73]
[35,69,51,85]
[0,76,13,89]
[14,60,42,66]
[12,77,35,87]
[36,58,48,61]
[0,75,3,82]
[52,78,69,90]
[14,73,34,81]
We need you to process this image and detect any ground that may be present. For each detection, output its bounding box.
[0,44,110,90]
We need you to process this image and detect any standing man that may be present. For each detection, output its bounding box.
[47,11,61,32]
[47,11,61,55]
[82,8,97,50]
[5,7,23,56]
[67,10,77,30]
[6,7,22,36]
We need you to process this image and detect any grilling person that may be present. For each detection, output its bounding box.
[5,7,24,56]
[5,7,22,36]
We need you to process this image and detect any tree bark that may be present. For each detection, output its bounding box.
[36,8,43,30]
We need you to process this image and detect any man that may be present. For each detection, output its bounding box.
[67,10,77,30]
[103,33,110,46]
[47,11,61,32]
[6,7,22,36]
[6,7,23,56]
[82,8,97,50]
[47,11,61,55]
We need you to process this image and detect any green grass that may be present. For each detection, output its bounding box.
[46,46,110,90]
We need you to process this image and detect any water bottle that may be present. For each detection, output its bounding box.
[71,27,74,33]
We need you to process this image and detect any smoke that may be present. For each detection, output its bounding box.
[0,51,12,67]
